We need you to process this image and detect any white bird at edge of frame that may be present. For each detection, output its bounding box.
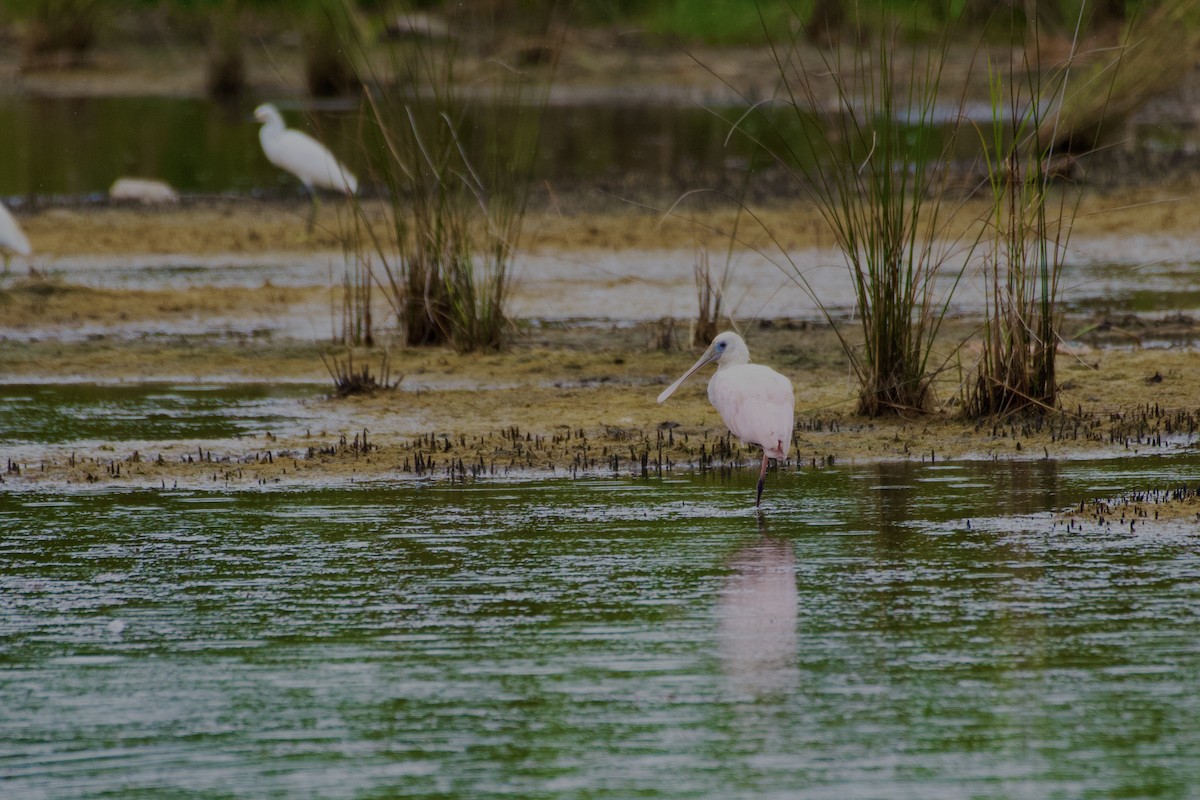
[253,102,358,233]
[657,331,795,508]
[0,199,32,276]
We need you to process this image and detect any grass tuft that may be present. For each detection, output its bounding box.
[321,349,400,397]
[748,9,980,415]
[964,7,1100,418]
[337,3,557,352]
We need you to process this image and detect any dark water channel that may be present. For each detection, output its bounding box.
[0,94,794,200]
[3,452,1200,797]
[4,93,1195,202]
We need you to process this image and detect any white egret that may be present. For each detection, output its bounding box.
[0,200,31,276]
[109,177,179,205]
[657,331,794,506]
[253,103,358,232]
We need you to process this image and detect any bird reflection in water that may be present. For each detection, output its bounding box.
[715,522,798,698]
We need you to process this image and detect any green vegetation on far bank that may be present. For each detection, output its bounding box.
[0,0,1169,50]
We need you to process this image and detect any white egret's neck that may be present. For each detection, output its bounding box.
[256,106,286,137]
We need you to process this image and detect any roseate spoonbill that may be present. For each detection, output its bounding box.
[0,200,31,276]
[253,103,358,232]
[657,331,794,506]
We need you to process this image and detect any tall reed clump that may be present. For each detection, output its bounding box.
[341,11,555,352]
[756,13,977,415]
[1037,0,1200,154]
[967,66,1061,415]
[966,13,1102,417]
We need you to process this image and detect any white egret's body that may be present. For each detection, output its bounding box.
[658,332,794,506]
[109,177,179,205]
[253,103,357,230]
[0,200,31,275]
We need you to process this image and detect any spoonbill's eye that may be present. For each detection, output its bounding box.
[717,341,726,350]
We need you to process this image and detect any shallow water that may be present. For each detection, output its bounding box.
[4,91,1200,798]
[2,94,1196,203]
[0,96,346,199]
[13,234,1200,343]
[3,456,1200,799]
[0,383,319,446]
[3,95,1200,336]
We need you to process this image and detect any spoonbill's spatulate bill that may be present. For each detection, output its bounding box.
[253,103,358,231]
[0,200,31,275]
[657,331,795,507]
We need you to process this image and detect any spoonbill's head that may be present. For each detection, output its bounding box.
[706,331,751,365]
[657,331,751,403]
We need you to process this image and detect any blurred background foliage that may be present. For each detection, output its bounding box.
[0,1,1189,173]
[0,0,1161,52]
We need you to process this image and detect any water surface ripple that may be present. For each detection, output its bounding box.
[2,466,1199,798]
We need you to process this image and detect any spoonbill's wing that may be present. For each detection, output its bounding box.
[708,364,794,459]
